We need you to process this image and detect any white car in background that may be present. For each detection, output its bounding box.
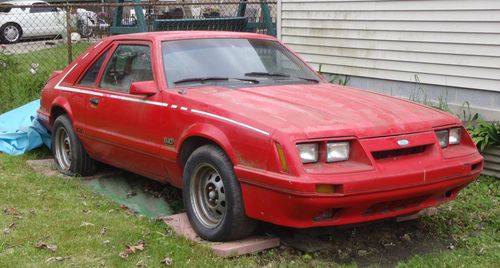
[0,0,97,44]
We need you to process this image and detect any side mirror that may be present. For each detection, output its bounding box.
[129,81,157,96]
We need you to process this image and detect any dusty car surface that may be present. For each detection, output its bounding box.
[38,31,483,241]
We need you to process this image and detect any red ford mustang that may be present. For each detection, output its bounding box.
[38,31,483,241]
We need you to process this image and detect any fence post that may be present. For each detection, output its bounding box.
[65,6,73,65]
[260,2,276,36]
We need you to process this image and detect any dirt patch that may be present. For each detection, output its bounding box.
[258,219,451,267]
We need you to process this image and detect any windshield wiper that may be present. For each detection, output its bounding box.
[245,71,290,78]
[244,72,320,83]
[173,76,259,85]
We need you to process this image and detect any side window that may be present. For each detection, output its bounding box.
[78,51,108,86]
[100,44,153,93]
[30,3,57,13]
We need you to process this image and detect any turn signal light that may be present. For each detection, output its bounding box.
[316,184,341,194]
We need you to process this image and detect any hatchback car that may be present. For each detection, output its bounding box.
[38,31,483,241]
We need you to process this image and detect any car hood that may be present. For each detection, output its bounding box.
[183,83,458,139]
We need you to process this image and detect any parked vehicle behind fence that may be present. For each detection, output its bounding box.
[0,0,97,44]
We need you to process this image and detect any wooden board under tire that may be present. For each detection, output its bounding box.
[162,213,280,257]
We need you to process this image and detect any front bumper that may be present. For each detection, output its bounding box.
[236,152,483,228]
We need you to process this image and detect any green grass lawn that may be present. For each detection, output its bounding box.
[0,42,91,114]
[0,149,498,267]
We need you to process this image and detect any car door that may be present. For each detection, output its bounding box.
[29,2,59,36]
[75,41,167,180]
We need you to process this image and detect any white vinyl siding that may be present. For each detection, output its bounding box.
[279,0,500,92]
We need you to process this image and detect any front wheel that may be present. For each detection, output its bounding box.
[52,115,94,176]
[183,144,256,241]
[0,23,22,44]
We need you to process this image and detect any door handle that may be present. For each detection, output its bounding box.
[89,97,99,106]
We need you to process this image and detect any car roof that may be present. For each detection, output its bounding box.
[107,31,277,43]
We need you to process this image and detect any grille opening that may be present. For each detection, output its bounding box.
[364,195,429,215]
[471,161,483,172]
[313,208,341,222]
[372,145,427,160]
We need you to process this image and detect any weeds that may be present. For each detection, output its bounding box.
[408,75,482,126]
[318,64,350,86]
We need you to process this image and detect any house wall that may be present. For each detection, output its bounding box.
[278,0,500,120]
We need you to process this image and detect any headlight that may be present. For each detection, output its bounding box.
[326,142,350,162]
[449,127,461,145]
[435,130,449,148]
[296,143,318,163]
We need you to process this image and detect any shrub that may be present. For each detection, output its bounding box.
[467,121,500,151]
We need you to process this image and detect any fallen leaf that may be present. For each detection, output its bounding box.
[136,260,145,267]
[35,241,57,252]
[401,233,412,243]
[46,257,65,262]
[80,222,95,227]
[357,249,369,257]
[103,240,111,245]
[4,208,23,219]
[2,228,10,235]
[8,222,16,229]
[126,190,137,198]
[160,257,173,266]
[100,227,108,235]
[3,207,17,215]
[119,240,145,259]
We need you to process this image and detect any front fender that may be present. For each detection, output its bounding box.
[177,123,238,165]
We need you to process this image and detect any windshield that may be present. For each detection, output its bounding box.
[161,38,320,88]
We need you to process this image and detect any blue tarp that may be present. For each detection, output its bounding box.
[0,100,51,155]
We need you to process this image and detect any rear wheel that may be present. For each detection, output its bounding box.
[52,115,94,176]
[183,144,256,241]
[0,23,22,44]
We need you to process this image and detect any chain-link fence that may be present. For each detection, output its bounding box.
[0,1,277,113]
[0,1,277,68]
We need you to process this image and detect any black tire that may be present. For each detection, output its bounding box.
[52,115,94,176]
[0,22,22,44]
[183,144,256,241]
[77,20,93,38]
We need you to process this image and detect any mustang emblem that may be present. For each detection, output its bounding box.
[397,139,410,146]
